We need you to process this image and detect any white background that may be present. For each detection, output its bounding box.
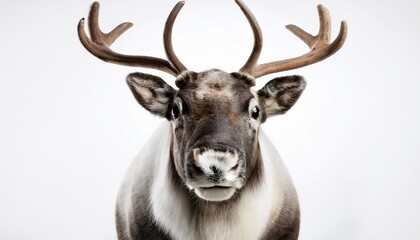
[1,0,419,239]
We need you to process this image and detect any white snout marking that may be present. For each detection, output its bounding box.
[188,149,243,201]
[194,149,238,176]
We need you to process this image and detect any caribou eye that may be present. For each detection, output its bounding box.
[172,104,180,119]
[251,106,260,119]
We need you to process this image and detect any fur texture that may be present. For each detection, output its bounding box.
[117,69,305,240]
[116,122,300,240]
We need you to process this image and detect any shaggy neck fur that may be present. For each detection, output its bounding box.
[149,122,291,240]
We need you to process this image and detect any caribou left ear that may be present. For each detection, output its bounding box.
[257,75,306,119]
[126,72,176,119]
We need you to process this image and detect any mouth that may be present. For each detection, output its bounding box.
[201,185,231,190]
[194,185,236,202]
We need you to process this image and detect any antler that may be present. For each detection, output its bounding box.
[235,0,263,74]
[238,2,347,78]
[164,1,188,74]
[77,1,187,76]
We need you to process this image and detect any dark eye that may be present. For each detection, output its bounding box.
[251,106,260,119]
[172,104,180,119]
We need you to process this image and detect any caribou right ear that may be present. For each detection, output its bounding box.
[126,72,177,119]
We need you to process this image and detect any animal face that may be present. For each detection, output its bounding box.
[126,69,306,201]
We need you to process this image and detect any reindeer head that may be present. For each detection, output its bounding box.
[78,0,347,201]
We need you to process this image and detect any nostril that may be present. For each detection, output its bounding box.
[187,162,204,177]
[230,163,239,171]
[210,165,222,174]
[208,165,223,183]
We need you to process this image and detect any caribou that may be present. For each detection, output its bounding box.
[78,1,347,239]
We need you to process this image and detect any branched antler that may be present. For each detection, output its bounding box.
[237,2,347,78]
[78,1,186,76]
[78,1,347,79]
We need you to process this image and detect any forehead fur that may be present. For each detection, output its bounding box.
[184,70,252,96]
[196,70,235,98]
[176,69,254,89]
[177,69,255,113]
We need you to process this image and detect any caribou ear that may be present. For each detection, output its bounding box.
[257,75,306,119]
[126,72,176,119]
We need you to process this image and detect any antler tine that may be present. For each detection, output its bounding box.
[286,5,331,49]
[246,4,348,78]
[78,2,179,76]
[87,2,133,46]
[317,5,332,43]
[164,1,187,74]
[236,0,263,74]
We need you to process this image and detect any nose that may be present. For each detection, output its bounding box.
[208,165,223,183]
[192,147,239,181]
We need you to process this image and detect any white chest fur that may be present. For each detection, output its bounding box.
[150,124,289,240]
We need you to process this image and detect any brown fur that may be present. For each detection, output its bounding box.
[119,69,305,239]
